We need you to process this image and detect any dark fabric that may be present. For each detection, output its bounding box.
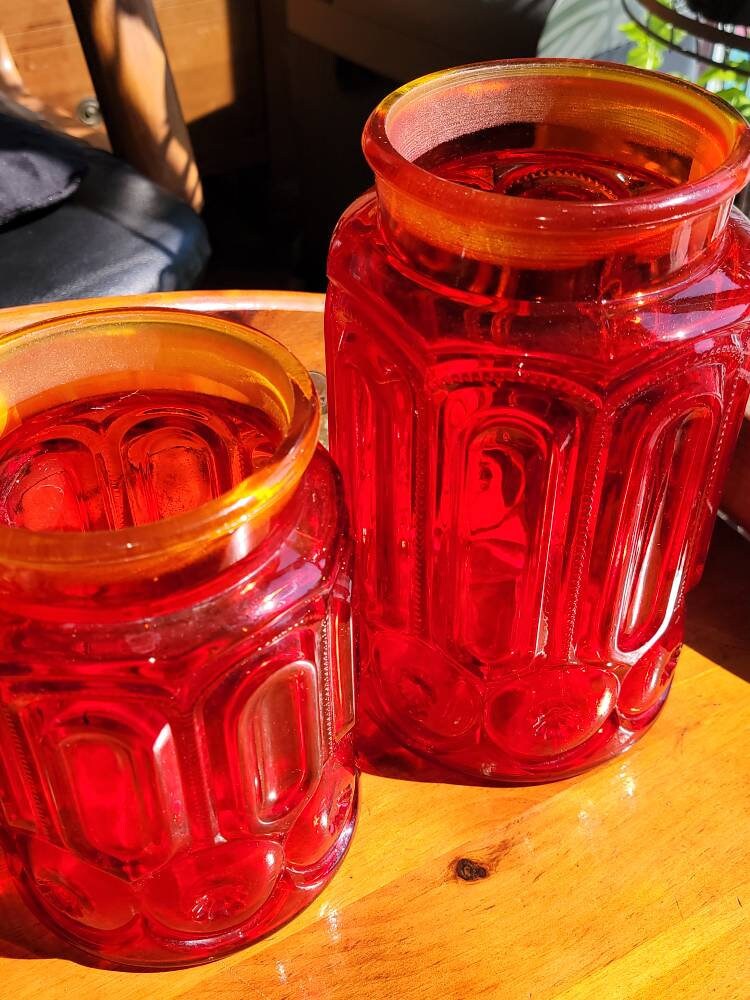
[0,119,210,307]
[0,112,87,226]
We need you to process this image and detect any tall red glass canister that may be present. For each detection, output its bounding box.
[0,309,355,967]
[325,61,750,783]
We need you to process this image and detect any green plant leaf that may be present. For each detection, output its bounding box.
[619,14,672,71]
[626,48,650,69]
[648,13,686,45]
[620,21,645,43]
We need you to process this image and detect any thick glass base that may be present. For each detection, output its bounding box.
[5,777,357,970]
[355,625,679,785]
[356,702,670,785]
[356,713,666,785]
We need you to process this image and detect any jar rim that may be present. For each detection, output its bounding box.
[363,59,750,264]
[0,308,319,573]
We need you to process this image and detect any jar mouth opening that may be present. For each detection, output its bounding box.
[364,59,750,236]
[0,309,319,572]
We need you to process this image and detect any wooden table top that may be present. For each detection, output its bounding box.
[0,291,748,1000]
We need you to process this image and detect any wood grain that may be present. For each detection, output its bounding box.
[0,27,110,147]
[0,2,108,144]
[0,291,747,1000]
[0,0,266,174]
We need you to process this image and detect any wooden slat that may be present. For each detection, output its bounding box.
[0,0,265,174]
[67,0,203,209]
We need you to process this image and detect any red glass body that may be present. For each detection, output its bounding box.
[325,61,750,783]
[0,311,356,968]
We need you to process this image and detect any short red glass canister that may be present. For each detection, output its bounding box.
[325,60,750,783]
[0,309,356,968]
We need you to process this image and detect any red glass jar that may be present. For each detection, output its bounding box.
[325,60,750,783]
[0,309,355,968]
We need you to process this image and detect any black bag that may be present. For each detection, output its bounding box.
[0,112,87,227]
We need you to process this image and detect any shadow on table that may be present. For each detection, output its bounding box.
[686,519,750,684]
[354,752,533,787]
[0,860,123,969]
[0,865,77,962]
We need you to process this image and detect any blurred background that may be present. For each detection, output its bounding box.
[2,0,750,297]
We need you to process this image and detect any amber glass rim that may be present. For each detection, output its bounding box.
[363,59,750,257]
[0,308,319,571]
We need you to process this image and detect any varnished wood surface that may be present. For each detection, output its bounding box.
[0,291,747,1000]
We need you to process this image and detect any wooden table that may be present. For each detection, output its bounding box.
[0,291,748,1000]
